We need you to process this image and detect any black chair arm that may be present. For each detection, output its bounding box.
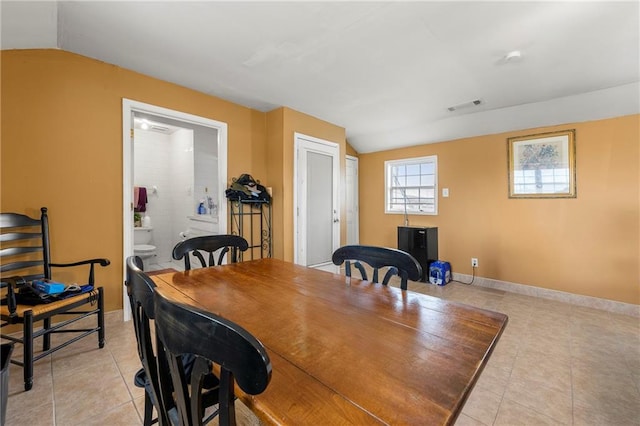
[1,276,26,318]
[49,258,110,285]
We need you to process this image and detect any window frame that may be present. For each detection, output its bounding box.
[384,155,438,216]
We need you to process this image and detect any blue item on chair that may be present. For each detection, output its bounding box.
[429,261,451,286]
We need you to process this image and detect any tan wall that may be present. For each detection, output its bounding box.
[265,108,285,259]
[1,49,347,312]
[4,49,635,308]
[359,116,639,305]
[346,141,358,157]
[1,49,268,311]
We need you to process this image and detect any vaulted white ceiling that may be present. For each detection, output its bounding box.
[2,1,638,153]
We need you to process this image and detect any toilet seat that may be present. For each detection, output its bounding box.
[134,244,156,255]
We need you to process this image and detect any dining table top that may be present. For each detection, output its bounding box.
[151,258,508,425]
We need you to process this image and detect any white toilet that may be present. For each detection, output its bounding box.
[133,227,157,270]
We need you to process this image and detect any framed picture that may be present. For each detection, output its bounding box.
[507,129,576,198]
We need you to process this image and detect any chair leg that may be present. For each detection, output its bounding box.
[98,287,105,348]
[219,369,236,426]
[43,317,51,351]
[23,312,34,391]
[143,392,154,426]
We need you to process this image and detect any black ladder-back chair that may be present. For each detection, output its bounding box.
[332,245,423,290]
[172,235,249,270]
[0,207,108,390]
[125,256,174,426]
[126,256,220,426]
[153,287,272,426]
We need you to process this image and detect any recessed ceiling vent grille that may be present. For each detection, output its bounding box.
[150,125,170,133]
[447,99,482,112]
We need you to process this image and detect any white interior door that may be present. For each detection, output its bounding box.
[346,155,359,245]
[294,133,340,268]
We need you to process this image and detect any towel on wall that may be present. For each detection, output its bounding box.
[134,186,148,212]
[134,187,140,208]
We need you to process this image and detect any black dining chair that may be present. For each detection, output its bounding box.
[0,207,109,391]
[153,286,272,426]
[172,235,249,270]
[331,245,423,290]
[125,256,219,426]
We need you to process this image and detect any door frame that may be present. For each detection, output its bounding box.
[346,155,359,245]
[293,132,340,266]
[122,99,228,321]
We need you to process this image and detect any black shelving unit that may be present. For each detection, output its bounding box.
[397,226,438,282]
[229,200,272,261]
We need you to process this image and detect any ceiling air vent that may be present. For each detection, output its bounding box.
[150,125,170,133]
[447,99,482,112]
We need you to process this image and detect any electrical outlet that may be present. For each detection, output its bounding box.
[471,258,478,268]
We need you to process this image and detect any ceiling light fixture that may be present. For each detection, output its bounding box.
[447,99,482,112]
[504,50,522,62]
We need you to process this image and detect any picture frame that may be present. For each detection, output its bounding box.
[507,129,576,198]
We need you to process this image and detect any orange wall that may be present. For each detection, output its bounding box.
[1,49,347,312]
[3,49,636,308]
[359,116,639,305]
[1,49,270,311]
[346,141,358,157]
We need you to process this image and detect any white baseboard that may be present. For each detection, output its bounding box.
[451,273,640,318]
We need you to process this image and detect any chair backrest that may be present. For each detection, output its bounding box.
[172,235,249,270]
[125,256,174,425]
[1,207,51,284]
[153,287,272,426]
[332,245,423,290]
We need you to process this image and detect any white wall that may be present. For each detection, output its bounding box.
[170,128,195,255]
[133,128,194,265]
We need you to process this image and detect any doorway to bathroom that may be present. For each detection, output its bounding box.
[122,99,228,320]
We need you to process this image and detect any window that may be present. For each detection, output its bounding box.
[385,155,437,215]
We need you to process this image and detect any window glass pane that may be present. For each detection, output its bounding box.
[406,175,421,186]
[406,164,420,175]
[421,163,434,174]
[386,156,437,215]
[421,175,435,186]
[392,165,406,177]
[405,188,419,199]
[421,188,435,199]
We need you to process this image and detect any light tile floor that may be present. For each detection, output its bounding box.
[3,267,639,425]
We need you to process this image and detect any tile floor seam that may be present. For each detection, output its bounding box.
[500,391,569,425]
[491,359,514,426]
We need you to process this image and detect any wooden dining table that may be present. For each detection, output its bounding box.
[151,258,508,425]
